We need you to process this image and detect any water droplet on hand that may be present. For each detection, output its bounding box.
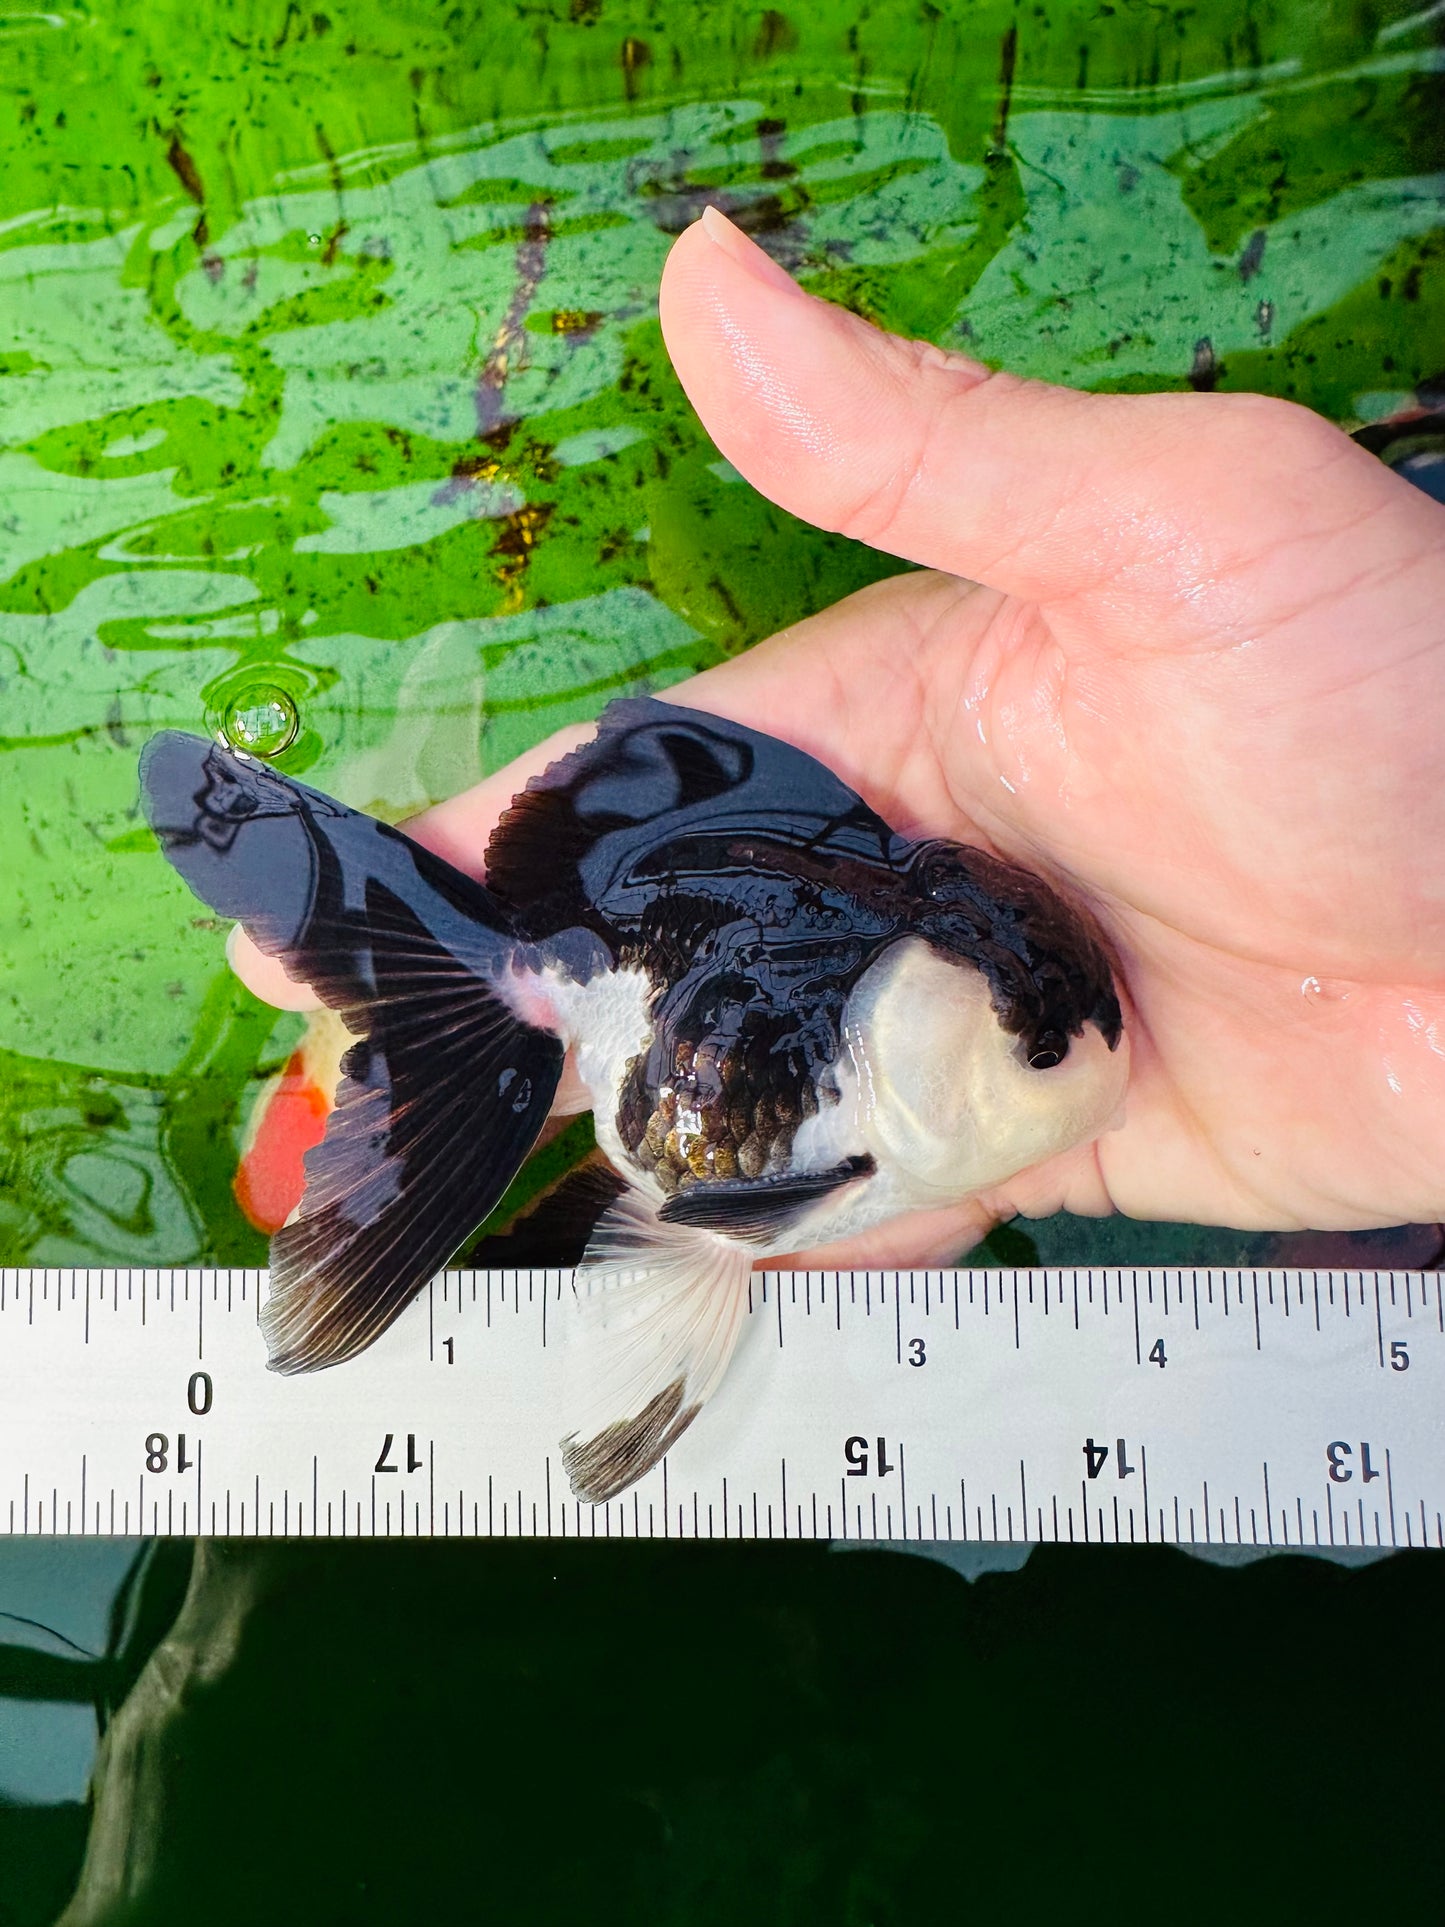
[1301,975,1351,1008]
[219,687,300,757]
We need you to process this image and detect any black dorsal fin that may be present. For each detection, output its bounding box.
[482,697,899,938]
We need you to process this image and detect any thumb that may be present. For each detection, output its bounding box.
[657,207,1367,614]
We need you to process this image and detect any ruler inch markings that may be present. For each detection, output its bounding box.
[0,1266,1439,1548]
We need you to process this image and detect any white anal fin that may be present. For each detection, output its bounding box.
[560,1188,755,1505]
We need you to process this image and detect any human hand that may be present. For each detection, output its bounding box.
[235,206,1445,1262]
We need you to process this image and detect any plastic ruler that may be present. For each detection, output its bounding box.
[1,1266,1442,1547]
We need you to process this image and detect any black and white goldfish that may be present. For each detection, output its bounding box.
[141,699,1126,1501]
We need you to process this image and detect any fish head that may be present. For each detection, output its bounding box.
[906,839,1123,1054]
[846,842,1127,1201]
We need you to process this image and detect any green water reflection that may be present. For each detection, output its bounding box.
[0,1537,1436,1927]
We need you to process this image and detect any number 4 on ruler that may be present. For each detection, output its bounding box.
[1083,1438,1136,1480]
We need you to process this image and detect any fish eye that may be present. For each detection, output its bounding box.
[1026,1032,1068,1071]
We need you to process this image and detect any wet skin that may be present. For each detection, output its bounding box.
[237,209,1445,1259]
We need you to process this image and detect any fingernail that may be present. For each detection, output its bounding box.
[699,204,806,298]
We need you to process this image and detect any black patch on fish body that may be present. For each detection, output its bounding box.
[484,701,1121,1192]
[614,872,892,1192]
[906,840,1123,1057]
[482,701,903,940]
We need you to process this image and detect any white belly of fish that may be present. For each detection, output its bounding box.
[495,961,657,1177]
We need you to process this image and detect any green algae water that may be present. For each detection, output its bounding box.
[2,0,1442,1273]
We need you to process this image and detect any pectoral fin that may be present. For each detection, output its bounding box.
[657,1155,874,1240]
[560,1189,755,1504]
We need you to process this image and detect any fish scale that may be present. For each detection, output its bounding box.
[623,1023,825,1191]
[1,1266,1442,1549]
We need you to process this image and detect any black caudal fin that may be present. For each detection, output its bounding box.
[141,732,518,1012]
[140,732,564,1371]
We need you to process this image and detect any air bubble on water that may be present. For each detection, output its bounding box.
[219,687,300,757]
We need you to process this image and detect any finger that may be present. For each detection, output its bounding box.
[402,724,595,879]
[658,207,1392,616]
[775,1135,1120,1273]
[776,1197,997,1271]
[551,1053,592,1116]
[226,925,324,1011]
[680,568,994,837]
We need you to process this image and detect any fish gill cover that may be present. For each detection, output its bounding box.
[0,0,1442,1272]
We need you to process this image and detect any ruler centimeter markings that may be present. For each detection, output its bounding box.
[1,1267,1442,1545]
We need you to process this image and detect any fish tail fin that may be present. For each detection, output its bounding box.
[140,732,565,1370]
[259,941,566,1373]
[262,980,562,1374]
[560,1189,755,1504]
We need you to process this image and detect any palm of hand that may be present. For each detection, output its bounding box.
[656,218,1445,1251]
[672,392,1445,1248]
